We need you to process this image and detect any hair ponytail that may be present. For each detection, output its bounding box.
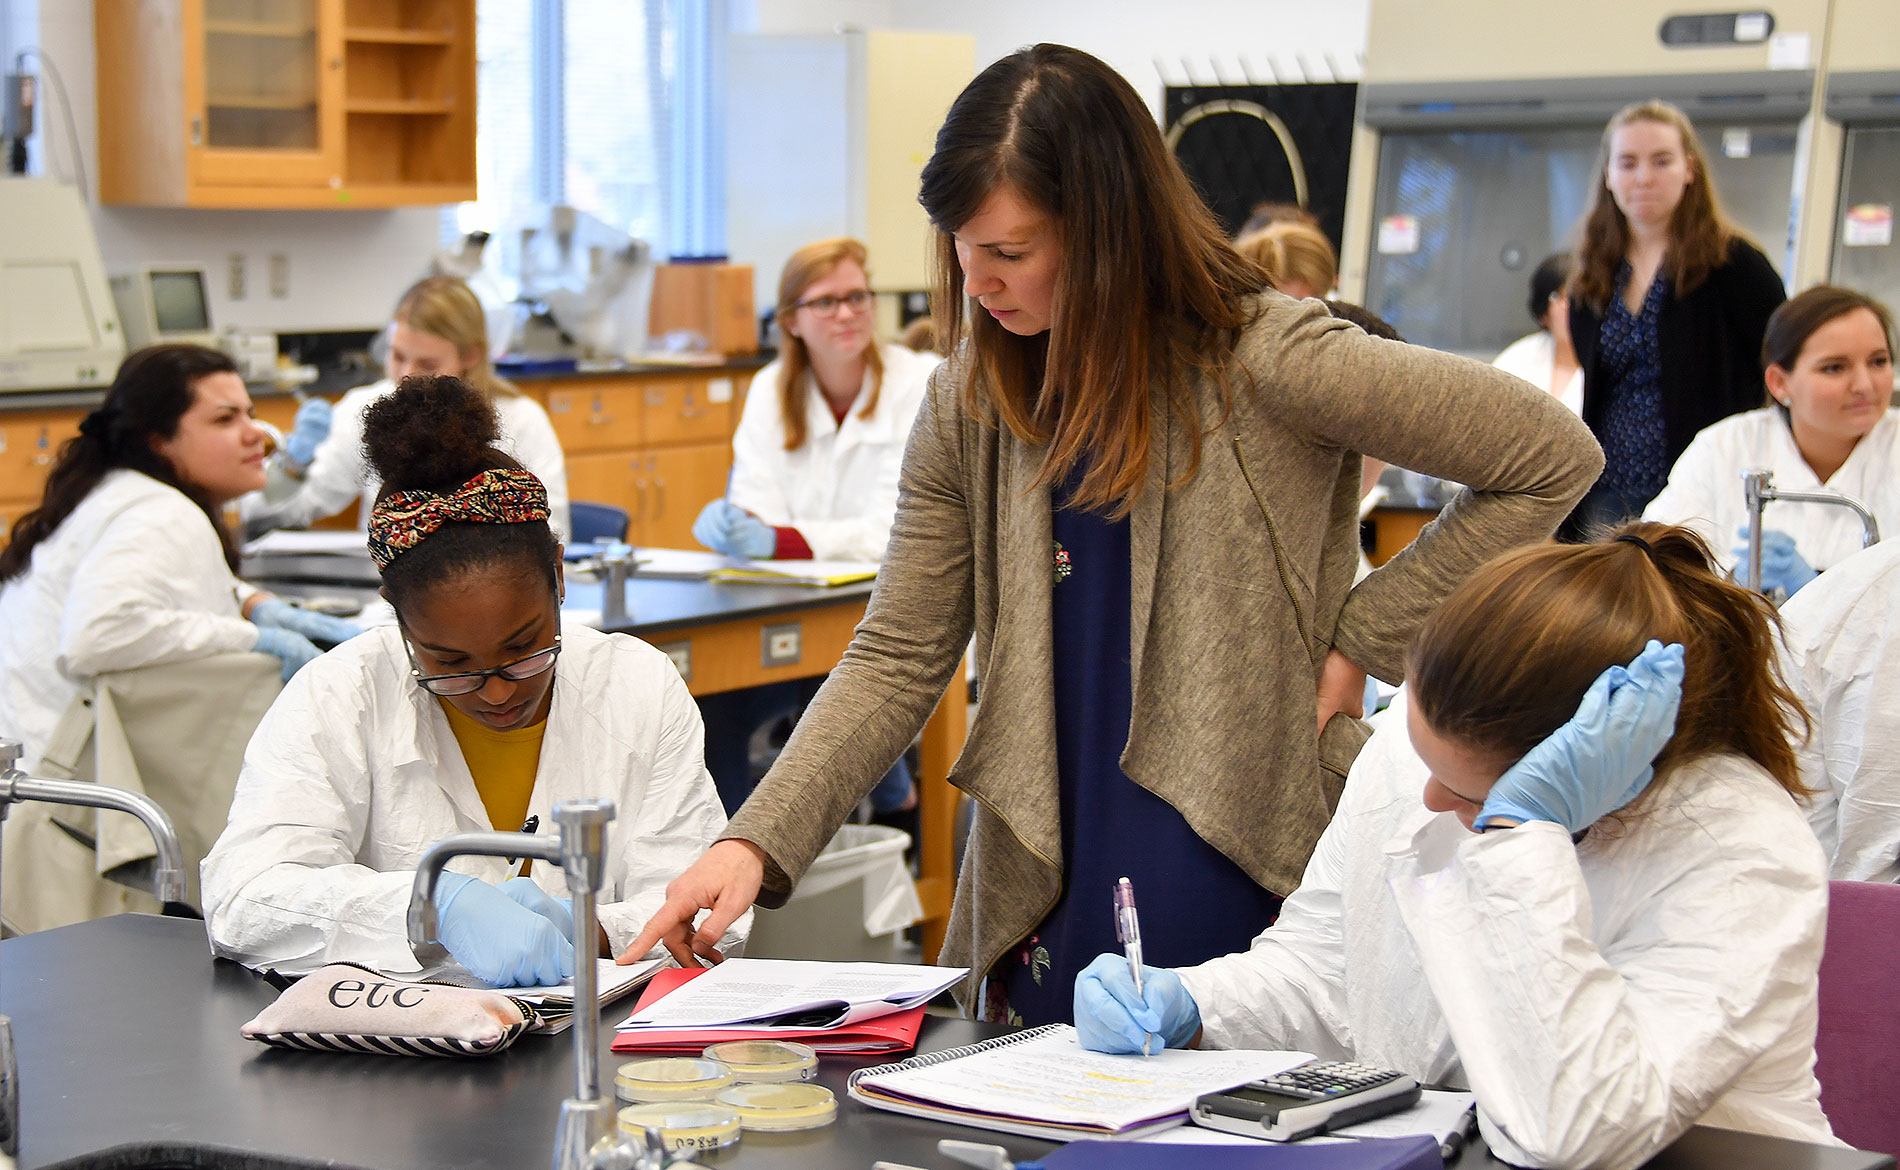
[1408,521,1810,801]
[1,344,241,582]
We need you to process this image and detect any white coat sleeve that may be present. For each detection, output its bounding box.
[240,391,372,533]
[200,660,425,974]
[785,438,906,563]
[503,396,571,542]
[1641,431,1730,559]
[725,367,794,530]
[596,658,750,958]
[1389,815,1827,1170]
[57,497,259,680]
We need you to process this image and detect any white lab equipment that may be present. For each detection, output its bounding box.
[1177,693,1834,1170]
[109,267,217,350]
[513,205,655,361]
[0,177,125,390]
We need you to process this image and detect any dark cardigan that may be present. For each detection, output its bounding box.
[1569,238,1787,471]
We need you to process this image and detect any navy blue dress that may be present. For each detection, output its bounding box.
[988,468,1287,1028]
[1592,265,1673,518]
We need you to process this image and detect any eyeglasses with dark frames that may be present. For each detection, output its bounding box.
[792,289,872,317]
[401,630,563,697]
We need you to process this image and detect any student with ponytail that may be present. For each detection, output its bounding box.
[203,375,739,987]
[1076,523,1834,1170]
[0,344,359,774]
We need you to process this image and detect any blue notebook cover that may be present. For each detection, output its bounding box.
[1023,1135,1442,1170]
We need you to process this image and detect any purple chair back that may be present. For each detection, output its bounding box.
[1817,880,1900,1158]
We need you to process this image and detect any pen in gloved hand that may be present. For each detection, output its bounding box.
[1114,877,1148,1058]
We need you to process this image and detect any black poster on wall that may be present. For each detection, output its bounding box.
[1163,83,1360,251]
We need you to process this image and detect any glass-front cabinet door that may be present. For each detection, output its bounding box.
[1832,126,1900,313]
[185,0,343,188]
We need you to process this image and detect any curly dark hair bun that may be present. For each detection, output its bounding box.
[362,374,511,494]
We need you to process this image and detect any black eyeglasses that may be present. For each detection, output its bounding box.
[402,631,562,697]
[792,289,872,317]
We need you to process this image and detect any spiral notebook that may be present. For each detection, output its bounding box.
[846,1024,1311,1142]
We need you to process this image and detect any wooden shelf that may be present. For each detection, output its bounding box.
[204,19,314,38]
[343,27,454,46]
[206,93,318,111]
[345,98,453,115]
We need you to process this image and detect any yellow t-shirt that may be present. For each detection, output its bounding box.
[437,697,548,839]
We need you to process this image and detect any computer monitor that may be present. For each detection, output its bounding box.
[111,267,216,350]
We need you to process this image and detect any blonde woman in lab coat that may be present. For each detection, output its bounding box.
[1644,285,1897,597]
[1075,523,1834,1170]
[204,375,739,986]
[690,238,938,812]
[241,275,571,541]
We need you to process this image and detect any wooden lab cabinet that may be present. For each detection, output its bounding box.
[529,371,742,549]
[0,410,83,532]
[96,0,476,208]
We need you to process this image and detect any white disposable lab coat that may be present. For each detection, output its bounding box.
[727,344,939,562]
[1491,330,1584,417]
[202,620,746,975]
[1178,694,1834,1170]
[1780,537,1900,882]
[1643,407,1900,575]
[0,469,258,771]
[239,379,572,541]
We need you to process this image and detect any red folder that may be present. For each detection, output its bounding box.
[610,966,925,1055]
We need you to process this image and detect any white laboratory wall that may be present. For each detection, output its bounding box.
[29,1,439,334]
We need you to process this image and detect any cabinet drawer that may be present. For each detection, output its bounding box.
[641,377,732,447]
[637,443,732,550]
[0,411,81,500]
[566,451,648,524]
[544,382,646,454]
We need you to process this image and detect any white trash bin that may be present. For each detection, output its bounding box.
[742,825,923,963]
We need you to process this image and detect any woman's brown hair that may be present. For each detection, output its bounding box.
[393,275,520,400]
[1569,101,1743,313]
[1406,521,1810,802]
[1,344,243,582]
[917,44,1265,518]
[1762,284,1895,382]
[1235,222,1337,298]
[774,238,885,451]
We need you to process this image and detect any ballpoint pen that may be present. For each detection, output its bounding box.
[1113,876,1148,1058]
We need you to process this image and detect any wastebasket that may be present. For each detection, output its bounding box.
[742,825,923,963]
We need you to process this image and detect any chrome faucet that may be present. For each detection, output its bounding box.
[1742,469,1881,596]
[599,543,634,627]
[0,736,190,1158]
[408,801,671,1170]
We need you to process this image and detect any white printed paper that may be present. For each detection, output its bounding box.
[618,958,965,1030]
[1768,31,1810,69]
[1843,204,1893,248]
[1377,215,1421,256]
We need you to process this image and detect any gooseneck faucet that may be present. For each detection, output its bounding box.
[409,800,657,1170]
[1,736,190,1158]
[1742,469,1880,596]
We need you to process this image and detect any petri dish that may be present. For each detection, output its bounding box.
[714,1082,838,1132]
[614,1057,736,1103]
[702,1039,819,1083]
[616,1102,743,1153]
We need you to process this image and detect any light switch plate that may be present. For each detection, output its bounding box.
[761,622,801,668]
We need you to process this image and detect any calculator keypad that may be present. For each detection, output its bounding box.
[1255,1062,1408,1099]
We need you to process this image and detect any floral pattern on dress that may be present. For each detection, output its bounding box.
[1053,541,1072,585]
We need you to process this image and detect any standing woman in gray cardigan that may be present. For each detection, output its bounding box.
[627,44,1603,1019]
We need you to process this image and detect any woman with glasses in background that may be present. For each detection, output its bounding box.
[691,238,940,814]
[203,375,740,988]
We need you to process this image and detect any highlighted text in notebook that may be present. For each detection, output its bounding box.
[1114,877,1148,1058]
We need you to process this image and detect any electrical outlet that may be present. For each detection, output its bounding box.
[227,252,246,300]
[269,253,290,299]
[761,622,802,668]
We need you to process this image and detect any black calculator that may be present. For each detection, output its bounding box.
[1192,1060,1421,1142]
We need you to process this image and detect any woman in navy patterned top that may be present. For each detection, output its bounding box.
[1567,101,1786,531]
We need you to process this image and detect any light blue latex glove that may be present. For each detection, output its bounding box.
[1733,525,1818,598]
[434,872,577,988]
[250,598,364,647]
[1473,640,1686,833]
[499,875,575,940]
[283,396,332,468]
[1074,953,1202,1054]
[252,625,321,681]
[692,499,776,559]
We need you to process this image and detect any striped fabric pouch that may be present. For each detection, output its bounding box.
[241,964,535,1058]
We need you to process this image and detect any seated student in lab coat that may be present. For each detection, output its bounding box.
[1075,522,1835,1170]
[1779,535,1900,882]
[689,238,939,815]
[1643,285,1897,597]
[240,275,571,541]
[203,375,741,988]
[1491,253,1585,416]
[0,344,359,771]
